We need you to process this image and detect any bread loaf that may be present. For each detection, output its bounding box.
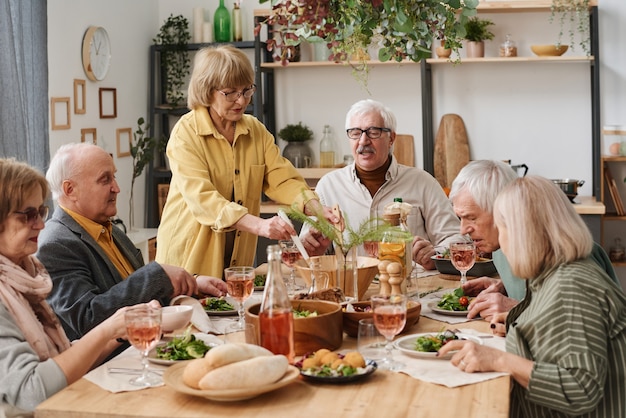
[293,287,344,303]
[198,355,289,390]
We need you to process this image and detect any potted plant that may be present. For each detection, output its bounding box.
[129,117,158,231]
[550,0,590,55]
[256,0,478,69]
[153,14,191,107]
[278,122,314,168]
[463,17,495,58]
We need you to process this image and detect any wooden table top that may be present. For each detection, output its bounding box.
[35,274,510,418]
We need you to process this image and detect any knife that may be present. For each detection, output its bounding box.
[277,210,309,262]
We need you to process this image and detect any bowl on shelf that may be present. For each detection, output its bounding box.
[342,300,422,338]
[431,255,498,277]
[530,44,569,57]
[245,299,343,355]
[161,305,193,332]
[294,255,379,301]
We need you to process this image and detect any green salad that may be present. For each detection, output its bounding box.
[155,329,212,360]
[200,297,235,311]
[414,330,459,352]
[437,288,471,312]
[254,274,266,287]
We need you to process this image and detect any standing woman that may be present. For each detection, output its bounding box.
[156,45,333,277]
[439,176,626,417]
[0,158,134,415]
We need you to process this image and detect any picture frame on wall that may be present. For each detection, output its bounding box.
[73,79,86,114]
[50,97,71,130]
[99,87,117,119]
[81,128,97,144]
[116,127,132,157]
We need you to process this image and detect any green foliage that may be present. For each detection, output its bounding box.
[550,0,590,55]
[131,118,156,180]
[257,0,479,70]
[153,14,191,107]
[463,17,495,42]
[278,122,314,142]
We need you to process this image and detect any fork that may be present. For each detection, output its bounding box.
[451,328,493,338]
[107,367,164,376]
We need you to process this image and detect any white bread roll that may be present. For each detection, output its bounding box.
[203,343,273,369]
[198,355,289,390]
[182,358,213,389]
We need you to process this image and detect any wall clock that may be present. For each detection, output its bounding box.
[82,26,111,81]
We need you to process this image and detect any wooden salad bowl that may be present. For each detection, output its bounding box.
[342,299,422,338]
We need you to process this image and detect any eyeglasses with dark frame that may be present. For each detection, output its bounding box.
[346,127,391,140]
[13,206,49,224]
[217,84,256,102]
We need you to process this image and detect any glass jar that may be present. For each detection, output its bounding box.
[499,34,517,57]
[603,125,626,156]
[319,125,337,168]
[609,238,625,262]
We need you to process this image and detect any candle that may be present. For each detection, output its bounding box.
[202,22,213,43]
[193,7,204,43]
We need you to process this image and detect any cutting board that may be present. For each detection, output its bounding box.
[393,134,415,167]
[434,114,470,189]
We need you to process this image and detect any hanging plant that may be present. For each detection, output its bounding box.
[550,0,590,55]
[255,0,478,68]
[153,14,191,107]
[129,117,157,230]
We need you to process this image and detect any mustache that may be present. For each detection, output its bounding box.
[357,146,376,154]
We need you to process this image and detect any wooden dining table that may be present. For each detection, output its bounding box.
[35,274,510,418]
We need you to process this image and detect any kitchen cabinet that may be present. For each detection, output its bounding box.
[600,156,626,266]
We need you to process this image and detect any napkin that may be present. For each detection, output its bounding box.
[420,289,476,324]
[394,328,508,387]
[170,295,221,334]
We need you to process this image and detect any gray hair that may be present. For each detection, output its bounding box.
[493,175,592,279]
[449,160,518,214]
[47,143,98,200]
[345,99,397,132]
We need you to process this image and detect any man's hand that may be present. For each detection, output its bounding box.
[466,292,518,320]
[196,275,228,297]
[411,236,436,270]
[301,227,332,256]
[160,264,198,297]
[462,277,504,297]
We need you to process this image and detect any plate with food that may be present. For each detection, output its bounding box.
[200,296,237,316]
[428,288,473,316]
[254,274,266,291]
[163,362,300,401]
[394,331,482,359]
[296,349,377,384]
[148,332,221,365]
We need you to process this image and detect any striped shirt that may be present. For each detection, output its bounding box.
[506,258,626,417]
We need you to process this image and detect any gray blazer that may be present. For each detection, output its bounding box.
[37,207,173,341]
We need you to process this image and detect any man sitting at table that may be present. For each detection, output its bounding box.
[449,159,619,320]
[300,99,460,270]
[37,143,227,345]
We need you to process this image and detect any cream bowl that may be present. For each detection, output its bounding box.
[530,44,568,57]
[161,305,193,332]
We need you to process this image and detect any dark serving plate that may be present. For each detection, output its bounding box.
[299,360,377,384]
[431,256,497,277]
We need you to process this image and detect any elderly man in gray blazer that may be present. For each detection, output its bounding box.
[37,143,227,347]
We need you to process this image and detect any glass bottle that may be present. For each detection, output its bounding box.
[259,245,295,363]
[213,0,231,43]
[232,2,243,42]
[319,125,336,168]
[499,34,517,57]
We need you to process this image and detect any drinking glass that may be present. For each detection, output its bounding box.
[225,266,255,330]
[371,294,407,371]
[124,306,162,387]
[449,241,476,285]
[278,239,303,294]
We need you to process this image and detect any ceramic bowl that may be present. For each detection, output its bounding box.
[161,305,193,332]
[530,44,568,57]
[431,255,497,277]
[245,300,343,355]
[293,255,379,301]
[342,300,422,338]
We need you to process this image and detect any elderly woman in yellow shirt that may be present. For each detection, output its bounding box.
[156,45,333,277]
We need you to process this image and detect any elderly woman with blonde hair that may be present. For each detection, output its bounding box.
[439,175,626,417]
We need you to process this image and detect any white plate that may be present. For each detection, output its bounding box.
[201,296,238,316]
[148,333,222,365]
[428,301,470,317]
[163,362,299,401]
[394,332,482,360]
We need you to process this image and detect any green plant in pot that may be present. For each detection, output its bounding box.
[463,17,494,58]
[278,122,314,168]
[129,117,158,231]
[153,14,191,107]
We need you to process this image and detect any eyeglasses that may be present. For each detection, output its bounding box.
[13,205,49,224]
[346,127,391,140]
[217,84,256,102]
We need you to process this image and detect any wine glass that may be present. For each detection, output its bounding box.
[278,239,303,294]
[371,294,407,371]
[124,306,162,387]
[449,241,476,285]
[224,266,255,330]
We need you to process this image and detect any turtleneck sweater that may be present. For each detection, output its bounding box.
[355,156,392,197]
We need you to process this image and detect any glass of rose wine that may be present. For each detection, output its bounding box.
[124,305,162,387]
[371,294,407,371]
[225,266,255,330]
[449,241,476,285]
[278,239,303,294]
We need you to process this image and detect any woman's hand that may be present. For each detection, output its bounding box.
[490,312,508,337]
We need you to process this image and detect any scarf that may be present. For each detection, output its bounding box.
[0,254,71,360]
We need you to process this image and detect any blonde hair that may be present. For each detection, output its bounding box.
[493,175,592,279]
[187,45,255,110]
[0,158,49,224]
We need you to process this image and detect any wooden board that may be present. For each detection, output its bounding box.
[434,114,470,189]
[393,134,415,166]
